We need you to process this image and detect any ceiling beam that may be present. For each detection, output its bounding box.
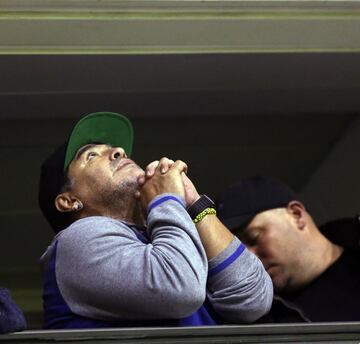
[0,1,360,54]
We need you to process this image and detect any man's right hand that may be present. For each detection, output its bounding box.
[137,158,188,210]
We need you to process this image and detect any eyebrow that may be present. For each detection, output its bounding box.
[74,143,114,162]
[74,144,99,161]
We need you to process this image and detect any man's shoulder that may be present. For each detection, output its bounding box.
[337,248,360,271]
[255,294,309,323]
[59,216,139,242]
[71,216,126,227]
[320,216,360,250]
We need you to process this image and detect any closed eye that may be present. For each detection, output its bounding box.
[240,230,261,247]
[246,234,260,247]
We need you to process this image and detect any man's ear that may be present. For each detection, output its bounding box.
[55,192,81,213]
[287,201,307,230]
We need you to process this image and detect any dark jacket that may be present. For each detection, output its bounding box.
[0,287,27,333]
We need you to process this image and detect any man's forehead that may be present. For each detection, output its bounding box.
[249,208,287,227]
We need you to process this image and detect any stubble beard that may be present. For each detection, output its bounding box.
[98,174,142,223]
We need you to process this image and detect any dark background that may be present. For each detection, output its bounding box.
[1,52,360,327]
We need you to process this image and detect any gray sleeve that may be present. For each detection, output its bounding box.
[206,237,273,323]
[56,194,208,321]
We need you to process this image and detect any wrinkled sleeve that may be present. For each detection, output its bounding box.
[206,237,273,323]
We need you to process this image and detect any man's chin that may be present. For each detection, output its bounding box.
[273,282,288,293]
[267,268,289,292]
[118,164,144,181]
[131,164,145,176]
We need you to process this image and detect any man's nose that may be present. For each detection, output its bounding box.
[110,147,126,160]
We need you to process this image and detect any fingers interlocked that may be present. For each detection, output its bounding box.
[136,158,188,208]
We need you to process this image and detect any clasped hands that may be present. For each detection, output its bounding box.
[135,158,200,210]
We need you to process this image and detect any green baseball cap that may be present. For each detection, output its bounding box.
[64,112,133,170]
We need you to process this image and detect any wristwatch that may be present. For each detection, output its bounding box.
[187,194,215,221]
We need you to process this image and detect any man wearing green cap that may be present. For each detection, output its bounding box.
[38,112,272,329]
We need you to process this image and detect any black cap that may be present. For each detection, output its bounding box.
[216,176,299,231]
[38,144,71,233]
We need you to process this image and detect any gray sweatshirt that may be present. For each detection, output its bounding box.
[40,194,272,328]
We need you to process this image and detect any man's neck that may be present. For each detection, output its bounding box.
[108,198,145,227]
[322,238,344,271]
[78,197,145,227]
[121,200,146,227]
[295,235,344,292]
[282,229,344,295]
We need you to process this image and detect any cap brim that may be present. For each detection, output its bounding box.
[220,213,255,232]
[64,112,133,170]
